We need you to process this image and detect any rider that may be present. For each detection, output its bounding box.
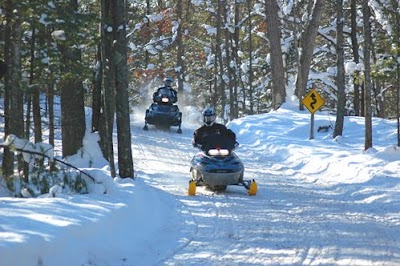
[192,108,236,148]
[153,76,178,104]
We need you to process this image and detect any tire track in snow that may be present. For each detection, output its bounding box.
[131,123,200,262]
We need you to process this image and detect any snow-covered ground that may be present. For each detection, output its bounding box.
[1,100,400,266]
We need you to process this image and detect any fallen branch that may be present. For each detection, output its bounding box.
[0,143,96,183]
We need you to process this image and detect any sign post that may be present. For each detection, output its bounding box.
[301,89,325,139]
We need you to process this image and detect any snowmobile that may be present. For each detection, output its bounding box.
[143,87,182,133]
[188,133,257,196]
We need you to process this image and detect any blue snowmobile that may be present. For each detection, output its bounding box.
[188,133,257,195]
[143,87,182,133]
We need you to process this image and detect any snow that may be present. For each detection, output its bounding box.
[202,24,217,35]
[344,61,357,75]
[2,99,400,265]
[51,30,66,41]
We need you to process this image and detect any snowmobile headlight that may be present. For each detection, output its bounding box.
[162,97,169,103]
[219,149,229,156]
[208,149,218,156]
[208,149,229,156]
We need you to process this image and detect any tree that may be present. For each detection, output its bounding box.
[224,1,235,120]
[56,0,86,158]
[265,0,286,110]
[333,0,346,138]
[394,0,400,146]
[363,0,373,150]
[91,46,102,133]
[216,0,226,118]
[295,0,326,109]
[100,0,116,177]
[350,0,361,116]
[247,0,255,114]
[176,0,185,95]
[2,0,24,189]
[113,0,134,178]
[231,0,241,119]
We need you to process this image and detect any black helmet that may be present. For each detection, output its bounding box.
[202,108,216,126]
[164,76,173,87]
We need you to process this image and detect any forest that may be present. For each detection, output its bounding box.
[0,0,399,196]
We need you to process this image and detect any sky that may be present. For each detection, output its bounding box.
[1,94,400,266]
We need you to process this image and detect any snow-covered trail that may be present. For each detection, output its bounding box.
[130,118,400,265]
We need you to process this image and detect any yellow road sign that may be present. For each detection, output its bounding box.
[302,89,325,114]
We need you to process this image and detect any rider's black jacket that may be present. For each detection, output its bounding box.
[153,86,178,104]
[192,123,236,148]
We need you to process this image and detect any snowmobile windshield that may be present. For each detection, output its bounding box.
[200,134,236,153]
[158,88,171,96]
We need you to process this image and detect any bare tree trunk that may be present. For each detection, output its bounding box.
[27,19,43,145]
[333,0,346,138]
[25,25,33,143]
[376,82,384,118]
[393,0,400,146]
[60,78,85,157]
[350,0,361,116]
[246,0,254,114]
[114,0,134,178]
[2,0,13,181]
[45,26,56,171]
[216,0,226,120]
[157,0,164,73]
[363,0,373,150]
[224,3,234,120]
[265,0,286,110]
[2,0,24,191]
[176,0,185,95]
[145,0,150,68]
[100,0,116,177]
[293,0,299,82]
[58,0,86,158]
[25,23,39,179]
[295,0,326,109]
[232,1,240,118]
[32,87,42,143]
[211,43,218,108]
[47,84,56,171]
[92,45,102,132]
